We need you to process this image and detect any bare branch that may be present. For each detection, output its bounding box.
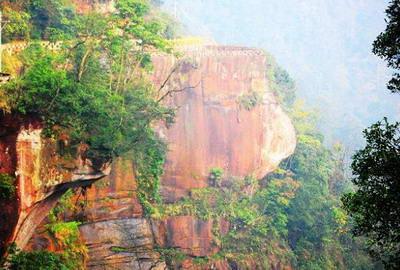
[156,81,200,103]
[157,62,182,94]
[77,44,94,82]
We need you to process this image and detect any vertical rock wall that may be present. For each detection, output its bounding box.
[26,45,296,269]
[151,45,296,268]
[152,46,296,202]
[0,114,35,255]
[76,45,295,269]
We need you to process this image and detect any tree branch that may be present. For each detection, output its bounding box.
[156,81,200,103]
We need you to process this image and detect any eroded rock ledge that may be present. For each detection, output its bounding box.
[0,113,110,256]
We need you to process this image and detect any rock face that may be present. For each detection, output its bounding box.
[78,45,295,269]
[80,218,166,270]
[26,45,296,269]
[0,113,110,256]
[152,46,296,202]
[79,159,144,223]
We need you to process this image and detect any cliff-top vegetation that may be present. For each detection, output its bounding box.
[0,0,175,267]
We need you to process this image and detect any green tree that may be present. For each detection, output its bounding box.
[341,1,400,269]
[8,250,69,270]
[1,7,31,42]
[342,119,400,269]
[0,0,175,217]
[1,0,174,161]
[0,173,16,200]
[373,0,400,93]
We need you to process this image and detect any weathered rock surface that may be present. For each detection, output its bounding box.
[26,45,297,269]
[80,218,166,270]
[152,46,296,202]
[77,45,295,269]
[0,113,110,256]
[164,216,216,257]
[80,159,143,223]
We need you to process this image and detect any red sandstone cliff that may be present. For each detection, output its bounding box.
[0,2,297,269]
[152,46,296,202]
[0,113,110,256]
[25,45,296,269]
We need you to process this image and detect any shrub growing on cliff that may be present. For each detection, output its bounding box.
[1,7,31,42]
[8,250,68,270]
[155,247,187,267]
[209,167,224,187]
[266,54,296,110]
[237,91,263,111]
[157,172,299,267]
[0,174,16,200]
[134,133,167,215]
[47,221,88,270]
[31,190,88,269]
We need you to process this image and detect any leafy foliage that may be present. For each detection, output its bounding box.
[209,167,224,187]
[155,247,187,267]
[47,221,88,270]
[1,1,174,215]
[237,91,263,111]
[373,0,400,93]
[342,2,400,267]
[45,190,87,269]
[268,60,380,270]
[134,133,166,215]
[1,0,174,153]
[1,7,31,42]
[158,172,299,268]
[8,250,69,270]
[110,246,129,253]
[342,119,400,269]
[2,8,174,162]
[267,60,296,109]
[0,173,16,200]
